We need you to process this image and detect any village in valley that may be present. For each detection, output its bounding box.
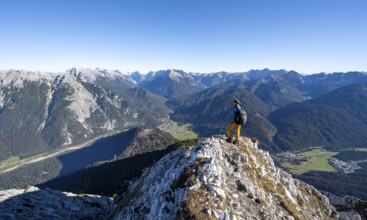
[274,148,366,175]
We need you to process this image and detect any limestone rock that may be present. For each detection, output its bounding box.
[113,135,338,220]
[0,186,113,219]
[324,192,366,220]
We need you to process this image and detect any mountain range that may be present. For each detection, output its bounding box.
[0,69,163,160]
[1,67,367,219]
[1,68,367,160]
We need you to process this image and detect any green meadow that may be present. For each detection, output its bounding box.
[170,124,198,141]
[0,156,21,172]
[282,148,338,175]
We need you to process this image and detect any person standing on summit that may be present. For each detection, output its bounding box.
[226,99,242,144]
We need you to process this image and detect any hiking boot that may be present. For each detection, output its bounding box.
[226,138,232,143]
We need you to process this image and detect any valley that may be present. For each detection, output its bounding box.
[275,147,367,200]
[0,130,121,174]
[0,131,129,189]
[275,148,338,175]
[275,147,367,175]
[0,126,177,190]
[158,118,198,141]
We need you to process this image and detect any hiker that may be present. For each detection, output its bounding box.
[226,99,242,144]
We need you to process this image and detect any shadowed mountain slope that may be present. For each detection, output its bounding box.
[270,83,367,151]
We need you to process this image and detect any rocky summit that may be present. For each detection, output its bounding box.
[113,136,338,220]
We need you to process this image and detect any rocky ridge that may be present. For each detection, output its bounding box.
[0,186,113,219]
[113,136,338,220]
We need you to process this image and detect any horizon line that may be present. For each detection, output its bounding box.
[1,67,366,76]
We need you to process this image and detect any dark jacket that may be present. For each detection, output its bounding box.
[233,105,241,121]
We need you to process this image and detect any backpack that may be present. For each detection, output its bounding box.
[235,109,247,125]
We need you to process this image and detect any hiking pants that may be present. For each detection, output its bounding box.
[227,120,241,141]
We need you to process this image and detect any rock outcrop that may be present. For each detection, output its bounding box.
[324,192,367,220]
[0,186,113,219]
[113,136,338,220]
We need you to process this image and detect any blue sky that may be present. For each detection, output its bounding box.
[0,0,366,74]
